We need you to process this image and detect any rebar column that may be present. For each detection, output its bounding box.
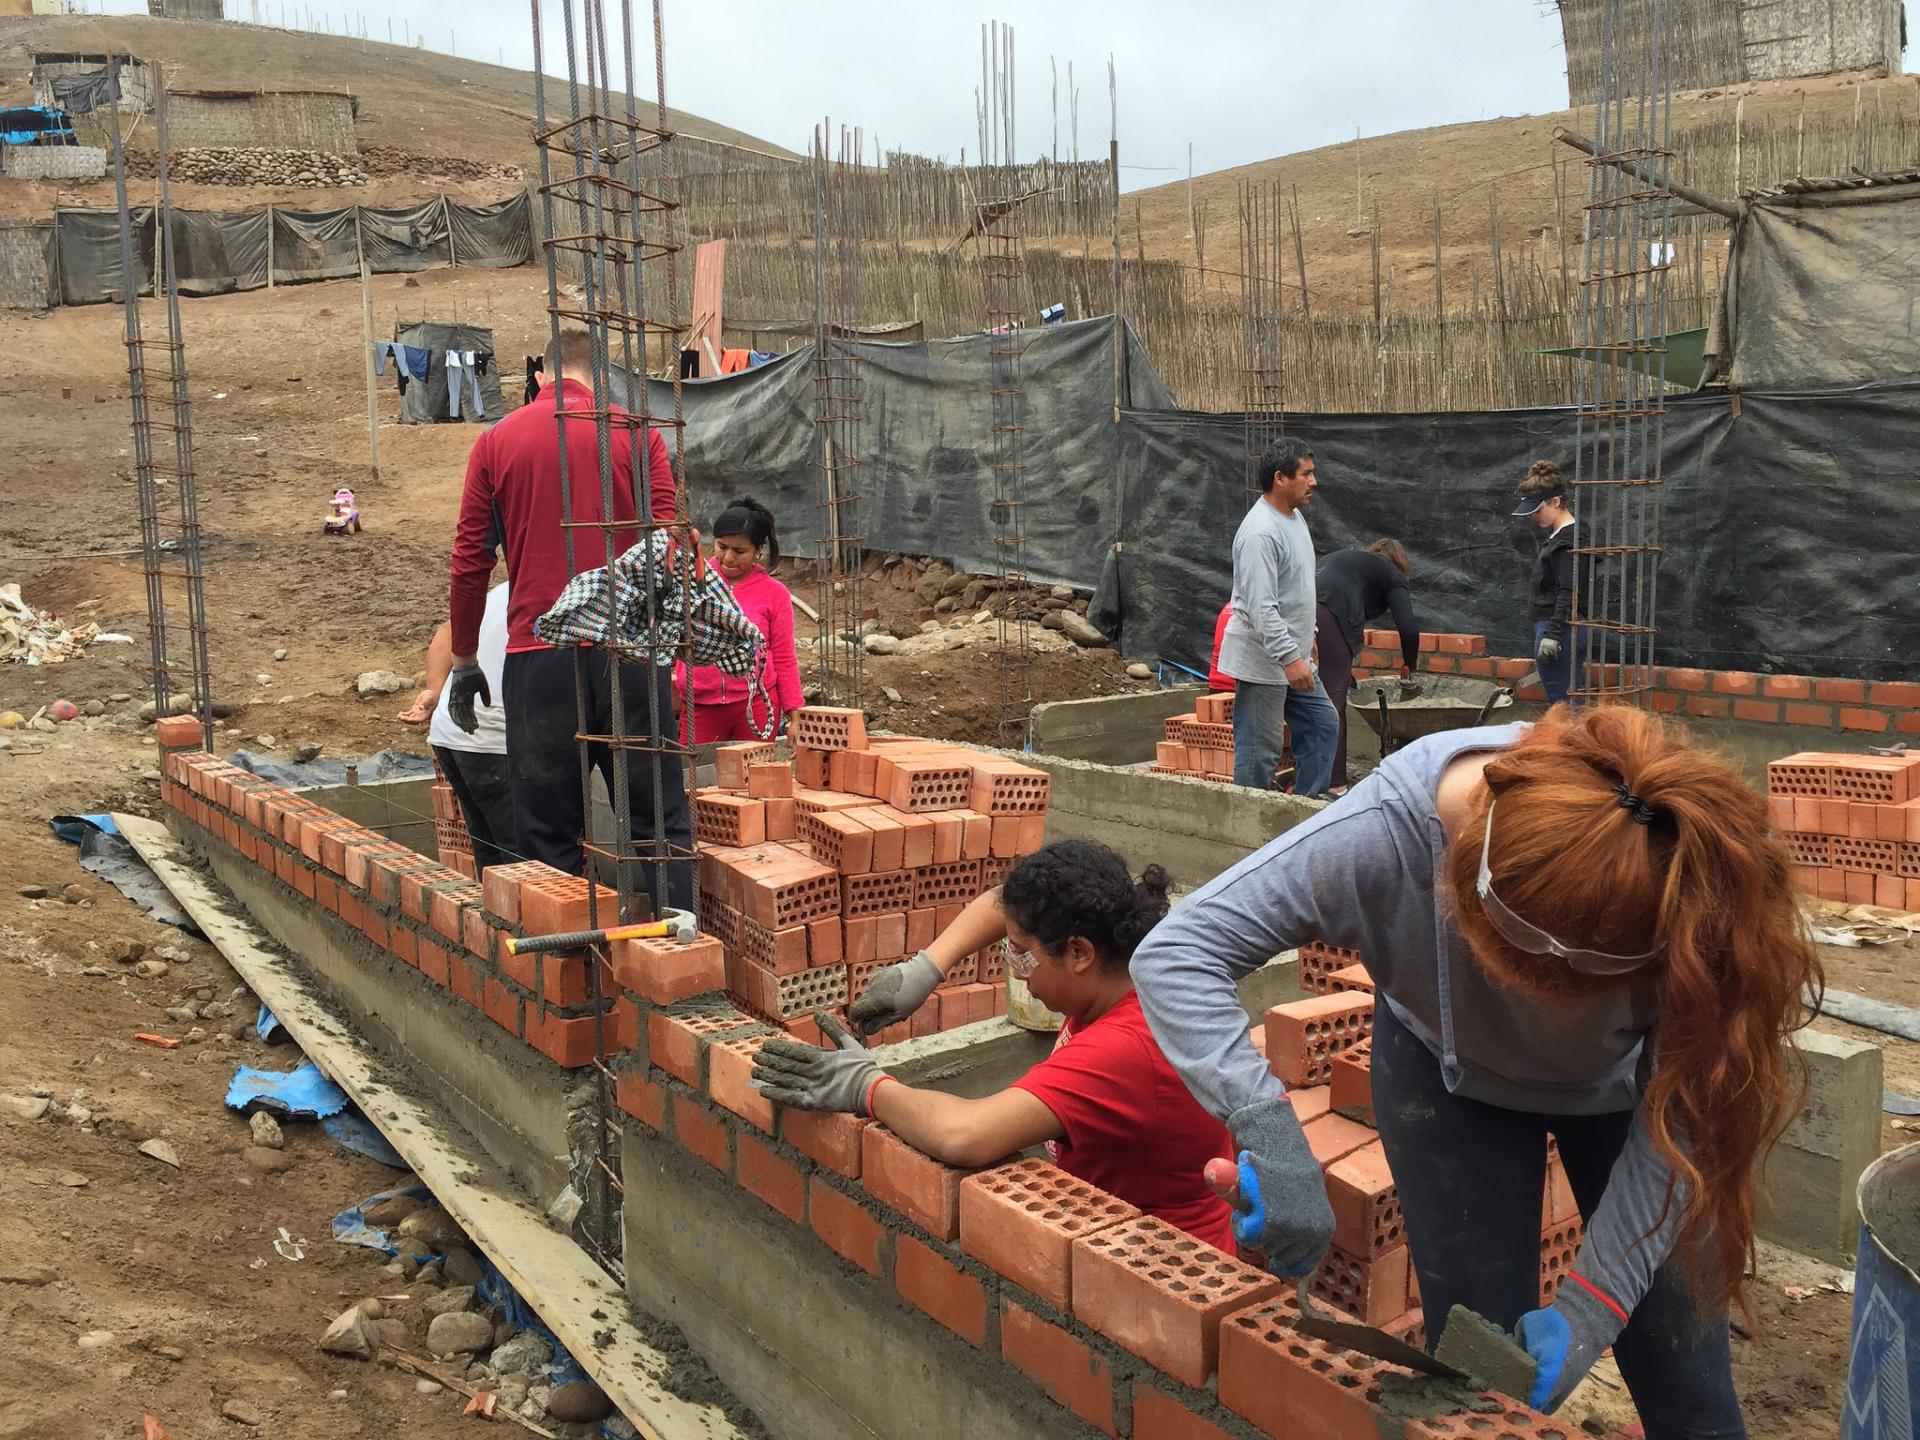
[529,0,693,1281]
[1238,178,1288,488]
[811,120,865,708]
[1567,0,1673,709]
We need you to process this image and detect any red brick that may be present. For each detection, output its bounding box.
[1287,1085,1331,1123]
[1219,1294,1394,1439]
[520,873,617,938]
[1871,681,1920,709]
[1070,1216,1280,1387]
[1711,670,1758,695]
[1000,1300,1116,1434]
[809,1176,887,1276]
[399,867,464,923]
[895,1235,987,1347]
[1649,690,1677,713]
[1732,699,1781,724]
[1902,712,1920,736]
[1763,674,1812,699]
[389,924,419,967]
[1685,695,1730,719]
[1128,1387,1236,1440]
[1458,656,1495,677]
[1494,657,1533,680]
[667,1093,730,1170]
[780,1109,869,1178]
[708,1034,774,1131]
[479,859,555,926]
[959,1157,1139,1310]
[616,1070,666,1129]
[736,1132,806,1223]
[1663,667,1708,692]
[1403,1399,1580,1439]
[1325,1142,1402,1259]
[1784,703,1836,728]
[360,906,390,949]
[1265,992,1373,1087]
[612,934,725,1005]
[1435,633,1479,655]
[449,954,484,1007]
[1305,1112,1378,1168]
[497,934,537,992]
[1842,708,1891,733]
[1425,655,1458,674]
[154,715,204,749]
[313,872,339,914]
[416,938,452,988]
[534,1008,613,1068]
[863,1125,967,1240]
[481,978,522,1037]
[1816,678,1867,704]
[540,952,590,1007]
[808,916,843,968]
[647,1003,758,1087]
[1312,1242,1411,1327]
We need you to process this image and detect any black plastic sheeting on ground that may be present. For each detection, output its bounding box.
[1095,382,1920,682]
[630,316,1173,589]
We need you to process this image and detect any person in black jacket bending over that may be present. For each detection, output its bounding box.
[1512,460,1580,706]
[1314,538,1418,794]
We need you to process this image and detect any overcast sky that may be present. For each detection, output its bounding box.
[97,0,1914,191]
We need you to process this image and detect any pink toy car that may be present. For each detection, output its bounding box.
[323,488,362,535]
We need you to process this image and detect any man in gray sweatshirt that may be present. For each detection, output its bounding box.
[1216,438,1340,797]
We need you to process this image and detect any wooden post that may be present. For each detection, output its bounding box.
[356,213,380,479]
[443,194,458,268]
[1431,198,1446,410]
[265,203,274,288]
[1733,95,1744,194]
[1110,134,1123,419]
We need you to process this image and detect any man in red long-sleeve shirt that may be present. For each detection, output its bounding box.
[446,328,692,912]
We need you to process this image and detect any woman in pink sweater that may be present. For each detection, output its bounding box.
[687,497,805,743]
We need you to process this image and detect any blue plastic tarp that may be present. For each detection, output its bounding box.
[225,1060,348,1120]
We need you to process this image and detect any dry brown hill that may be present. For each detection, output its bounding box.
[0,12,790,217]
[1126,69,1920,317]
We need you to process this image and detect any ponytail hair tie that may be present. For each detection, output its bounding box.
[1614,781,1660,826]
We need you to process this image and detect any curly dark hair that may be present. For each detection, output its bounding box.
[998,839,1173,969]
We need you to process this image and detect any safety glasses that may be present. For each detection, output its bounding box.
[1006,947,1041,980]
[1475,798,1663,976]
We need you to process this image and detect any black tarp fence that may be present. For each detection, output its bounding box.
[617,314,1917,683]
[633,316,1172,588]
[51,191,533,305]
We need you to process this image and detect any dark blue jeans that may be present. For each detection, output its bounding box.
[1369,1002,1745,1437]
[1533,619,1583,706]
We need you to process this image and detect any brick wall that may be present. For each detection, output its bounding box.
[1352,630,1920,739]
[154,719,1571,1439]
[2,145,107,181]
[165,91,356,156]
[0,221,55,310]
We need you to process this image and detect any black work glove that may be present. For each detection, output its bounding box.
[447,663,491,734]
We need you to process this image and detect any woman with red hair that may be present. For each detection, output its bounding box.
[1131,705,1821,1433]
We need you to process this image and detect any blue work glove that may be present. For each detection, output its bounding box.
[1515,1278,1626,1411]
[446,663,491,735]
[1204,1096,1335,1277]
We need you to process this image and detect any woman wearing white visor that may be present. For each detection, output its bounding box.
[1129,705,1820,1436]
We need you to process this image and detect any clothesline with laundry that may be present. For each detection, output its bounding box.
[370,342,494,418]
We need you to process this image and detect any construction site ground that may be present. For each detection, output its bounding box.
[1,134,1915,1440]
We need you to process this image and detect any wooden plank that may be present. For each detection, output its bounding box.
[116,814,749,1440]
[690,238,727,376]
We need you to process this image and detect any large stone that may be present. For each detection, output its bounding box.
[912,574,944,607]
[545,1381,612,1423]
[488,1331,552,1376]
[1126,663,1154,680]
[426,1310,493,1359]
[354,670,410,697]
[3,1095,51,1122]
[1057,611,1111,649]
[860,632,899,656]
[220,1399,262,1426]
[362,1193,422,1227]
[318,1305,379,1360]
[397,1206,468,1251]
[423,1285,476,1318]
[248,1111,284,1149]
[441,1247,484,1288]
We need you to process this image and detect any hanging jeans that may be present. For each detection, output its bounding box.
[447,351,485,420]
[1369,1002,1746,1438]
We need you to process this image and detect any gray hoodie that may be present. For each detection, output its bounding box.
[1131,723,1682,1317]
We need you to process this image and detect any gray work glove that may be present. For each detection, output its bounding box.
[1214,1096,1336,1277]
[751,1011,890,1116]
[847,950,943,1035]
[1515,1276,1627,1410]
[446,663,491,734]
[1536,635,1563,664]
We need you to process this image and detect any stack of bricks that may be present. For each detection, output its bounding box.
[1767,750,1920,910]
[1263,941,1583,1345]
[429,766,477,880]
[1151,691,1238,782]
[689,707,1044,1045]
[154,719,1572,1435]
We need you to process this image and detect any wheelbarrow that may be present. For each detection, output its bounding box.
[1349,673,1521,759]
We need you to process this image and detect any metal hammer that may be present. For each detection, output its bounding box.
[505,906,697,956]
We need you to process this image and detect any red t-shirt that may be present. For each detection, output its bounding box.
[1012,991,1235,1252]
[1208,602,1237,693]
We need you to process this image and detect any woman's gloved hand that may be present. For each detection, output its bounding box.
[1201,1096,1335,1277]
[1515,1277,1627,1410]
[751,1011,892,1116]
[847,951,944,1035]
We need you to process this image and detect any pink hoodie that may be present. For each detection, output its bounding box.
[689,563,805,712]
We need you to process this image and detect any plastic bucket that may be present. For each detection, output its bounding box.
[1844,1141,1920,1438]
[1004,970,1063,1033]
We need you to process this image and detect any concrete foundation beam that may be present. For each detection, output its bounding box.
[1758,1026,1883,1266]
[1030,687,1205,764]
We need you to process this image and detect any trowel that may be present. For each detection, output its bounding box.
[1293,1272,1468,1380]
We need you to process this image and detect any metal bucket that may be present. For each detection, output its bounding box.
[1844,1141,1920,1437]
